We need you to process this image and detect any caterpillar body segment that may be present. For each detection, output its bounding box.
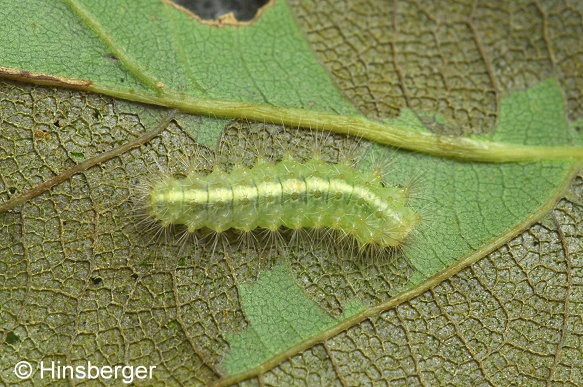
[148,157,420,249]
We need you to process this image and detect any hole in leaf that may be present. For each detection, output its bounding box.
[91,277,102,285]
[170,0,272,25]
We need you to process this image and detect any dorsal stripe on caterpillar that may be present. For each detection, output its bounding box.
[148,156,420,248]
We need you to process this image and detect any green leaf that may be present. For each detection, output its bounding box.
[223,264,363,374]
[0,0,581,385]
[0,0,357,113]
[0,0,580,161]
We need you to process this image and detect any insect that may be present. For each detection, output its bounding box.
[144,153,421,252]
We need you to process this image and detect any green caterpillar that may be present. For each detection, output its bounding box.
[147,156,420,249]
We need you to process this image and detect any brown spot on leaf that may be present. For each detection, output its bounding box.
[0,66,92,88]
[104,53,119,62]
[33,130,51,140]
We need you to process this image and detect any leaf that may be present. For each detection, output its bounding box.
[0,0,581,386]
[0,0,358,113]
[223,264,364,374]
[0,0,580,161]
[257,177,583,386]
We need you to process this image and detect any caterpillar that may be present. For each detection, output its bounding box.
[145,154,421,250]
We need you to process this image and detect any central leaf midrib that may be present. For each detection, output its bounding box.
[53,0,583,164]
